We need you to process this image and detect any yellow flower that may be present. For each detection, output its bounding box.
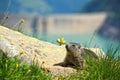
[19,49,24,55]
[21,18,25,23]
[56,37,66,45]
[54,76,63,80]
[16,63,19,68]
[57,38,61,43]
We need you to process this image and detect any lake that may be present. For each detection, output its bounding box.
[34,33,119,54]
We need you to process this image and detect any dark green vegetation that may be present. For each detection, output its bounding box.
[82,0,120,41]
[82,0,120,20]
[83,0,120,12]
[0,44,120,80]
[65,45,120,80]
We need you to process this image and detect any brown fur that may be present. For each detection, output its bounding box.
[64,42,98,69]
[64,42,87,69]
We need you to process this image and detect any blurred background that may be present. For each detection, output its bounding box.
[0,0,120,52]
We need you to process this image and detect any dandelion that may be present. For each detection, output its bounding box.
[56,37,66,46]
[16,63,19,68]
[21,18,25,23]
[18,18,25,32]
[13,18,25,32]
[19,49,24,55]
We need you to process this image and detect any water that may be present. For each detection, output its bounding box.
[35,33,119,53]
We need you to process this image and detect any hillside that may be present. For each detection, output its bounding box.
[82,0,120,20]
[82,0,120,41]
[0,25,105,77]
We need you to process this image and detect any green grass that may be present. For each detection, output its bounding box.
[0,50,53,80]
[0,46,120,80]
[65,45,120,80]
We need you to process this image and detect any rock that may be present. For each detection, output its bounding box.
[0,26,105,77]
[85,48,105,58]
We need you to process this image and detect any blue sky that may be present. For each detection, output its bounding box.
[0,0,90,15]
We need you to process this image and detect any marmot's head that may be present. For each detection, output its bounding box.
[66,42,81,54]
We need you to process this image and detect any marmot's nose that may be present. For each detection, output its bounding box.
[65,44,68,49]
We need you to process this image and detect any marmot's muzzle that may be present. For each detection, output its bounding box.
[65,44,69,50]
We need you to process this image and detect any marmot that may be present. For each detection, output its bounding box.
[64,42,98,69]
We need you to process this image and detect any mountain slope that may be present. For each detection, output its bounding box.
[82,0,120,41]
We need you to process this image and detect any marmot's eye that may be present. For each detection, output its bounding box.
[78,46,81,49]
[72,45,75,47]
